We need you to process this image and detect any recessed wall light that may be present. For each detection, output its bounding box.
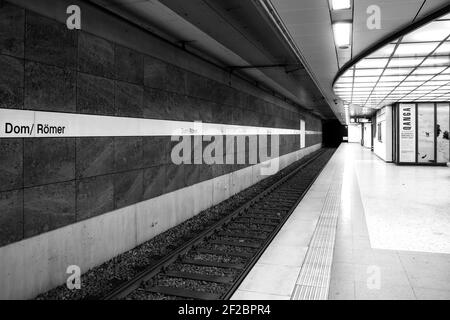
[331,0,351,11]
[333,22,352,49]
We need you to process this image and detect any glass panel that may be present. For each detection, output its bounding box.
[436,103,450,163]
[417,103,435,163]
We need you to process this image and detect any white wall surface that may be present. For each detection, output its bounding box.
[373,106,393,162]
[363,123,372,149]
[348,123,362,143]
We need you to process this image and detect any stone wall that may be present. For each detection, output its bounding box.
[0,1,323,247]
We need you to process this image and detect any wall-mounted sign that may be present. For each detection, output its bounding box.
[0,108,318,138]
[399,104,416,163]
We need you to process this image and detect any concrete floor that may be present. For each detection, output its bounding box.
[232,143,450,300]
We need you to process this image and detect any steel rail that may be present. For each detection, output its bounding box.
[103,148,334,300]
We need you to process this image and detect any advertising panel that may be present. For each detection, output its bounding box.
[417,104,435,163]
[399,104,416,163]
[437,103,450,163]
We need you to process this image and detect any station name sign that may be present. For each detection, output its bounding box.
[0,109,305,138]
[5,122,66,136]
[0,109,72,138]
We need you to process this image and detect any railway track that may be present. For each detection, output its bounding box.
[103,148,335,300]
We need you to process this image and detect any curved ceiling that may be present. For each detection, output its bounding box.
[333,9,450,111]
[270,0,450,122]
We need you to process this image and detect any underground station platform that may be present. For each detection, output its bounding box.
[0,0,449,304]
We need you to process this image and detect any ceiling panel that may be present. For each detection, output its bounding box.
[334,12,450,109]
[352,0,424,57]
[271,0,342,121]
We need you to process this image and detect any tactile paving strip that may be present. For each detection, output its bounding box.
[291,169,342,300]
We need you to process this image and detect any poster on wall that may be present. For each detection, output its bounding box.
[399,104,416,163]
[436,103,450,163]
[417,104,435,163]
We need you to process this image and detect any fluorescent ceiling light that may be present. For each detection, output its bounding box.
[383,68,413,75]
[356,58,388,69]
[434,42,450,55]
[355,69,384,76]
[372,88,392,92]
[434,74,450,81]
[334,83,353,88]
[378,75,406,82]
[426,80,449,86]
[421,56,450,66]
[400,81,425,86]
[333,8,450,110]
[402,21,450,42]
[394,43,439,56]
[388,57,424,67]
[341,69,354,77]
[376,83,397,87]
[331,0,351,10]
[354,76,379,83]
[353,88,372,92]
[367,44,396,58]
[412,67,446,75]
[405,75,433,82]
[333,22,352,49]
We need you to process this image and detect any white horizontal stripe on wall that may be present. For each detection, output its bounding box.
[0,109,321,138]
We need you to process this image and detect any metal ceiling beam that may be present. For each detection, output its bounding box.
[226,63,304,72]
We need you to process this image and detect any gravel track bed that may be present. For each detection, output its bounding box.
[125,289,186,300]
[239,213,282,221]
[220,229,271,238]
[209,234,261,245]
[235,216,281,224]
[186,253,247,264]
[147,276,228,295]
[252,205,288,212]
[256,204,291,210]
[226,223,274,232]
[36,186,270,300]
[36,150,324,300]
[168,263,239,278]
[201,243,257,255]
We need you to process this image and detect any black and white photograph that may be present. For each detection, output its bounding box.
[0,0,449,307]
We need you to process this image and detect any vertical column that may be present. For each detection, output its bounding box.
[300,119,306,149]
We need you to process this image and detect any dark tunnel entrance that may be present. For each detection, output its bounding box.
[322,120,346,148]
